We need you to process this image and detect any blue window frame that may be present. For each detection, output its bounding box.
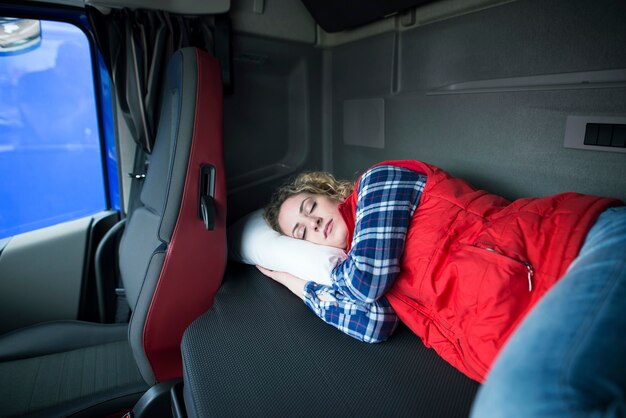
[0,18,117,238]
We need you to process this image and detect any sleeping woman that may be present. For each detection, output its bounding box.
[257,160,626,417]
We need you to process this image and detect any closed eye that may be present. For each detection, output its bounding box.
[294,224,306,240]
[309,202,316,214]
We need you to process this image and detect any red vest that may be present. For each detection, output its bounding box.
[338,160,621,382]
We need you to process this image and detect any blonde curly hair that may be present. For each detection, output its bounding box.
[264,171,354,234]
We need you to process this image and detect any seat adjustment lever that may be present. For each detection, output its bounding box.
[199,165,216,231]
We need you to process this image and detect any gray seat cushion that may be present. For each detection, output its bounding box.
[0,322,147,418]
[181,263,479,418]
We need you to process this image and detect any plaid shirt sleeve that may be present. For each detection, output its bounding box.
[303,165,427,343]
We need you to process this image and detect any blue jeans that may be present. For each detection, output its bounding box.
[470,206,626,418]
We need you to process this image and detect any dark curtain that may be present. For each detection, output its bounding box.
[86,7,216,153]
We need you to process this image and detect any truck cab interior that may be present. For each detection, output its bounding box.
[0,0,625,417]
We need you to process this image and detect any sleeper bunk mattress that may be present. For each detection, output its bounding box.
[181,262,480,418]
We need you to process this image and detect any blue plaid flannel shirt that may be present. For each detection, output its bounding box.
[303,165,426,343]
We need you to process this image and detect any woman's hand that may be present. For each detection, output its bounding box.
[256,265,306,301]
[256,265,295,284]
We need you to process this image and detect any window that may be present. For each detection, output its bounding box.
[0,19,109,238]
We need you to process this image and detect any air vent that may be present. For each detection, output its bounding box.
[564,116,626,154]
[234,52,268,65]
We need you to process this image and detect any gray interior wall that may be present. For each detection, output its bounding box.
[225,34,323,222]
[330,0,626,201]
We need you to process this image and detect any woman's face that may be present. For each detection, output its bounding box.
[278,192,348,250]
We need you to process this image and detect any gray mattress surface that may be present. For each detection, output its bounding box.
[182,262,479,418]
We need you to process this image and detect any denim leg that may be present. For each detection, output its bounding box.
[470,206,626,418]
